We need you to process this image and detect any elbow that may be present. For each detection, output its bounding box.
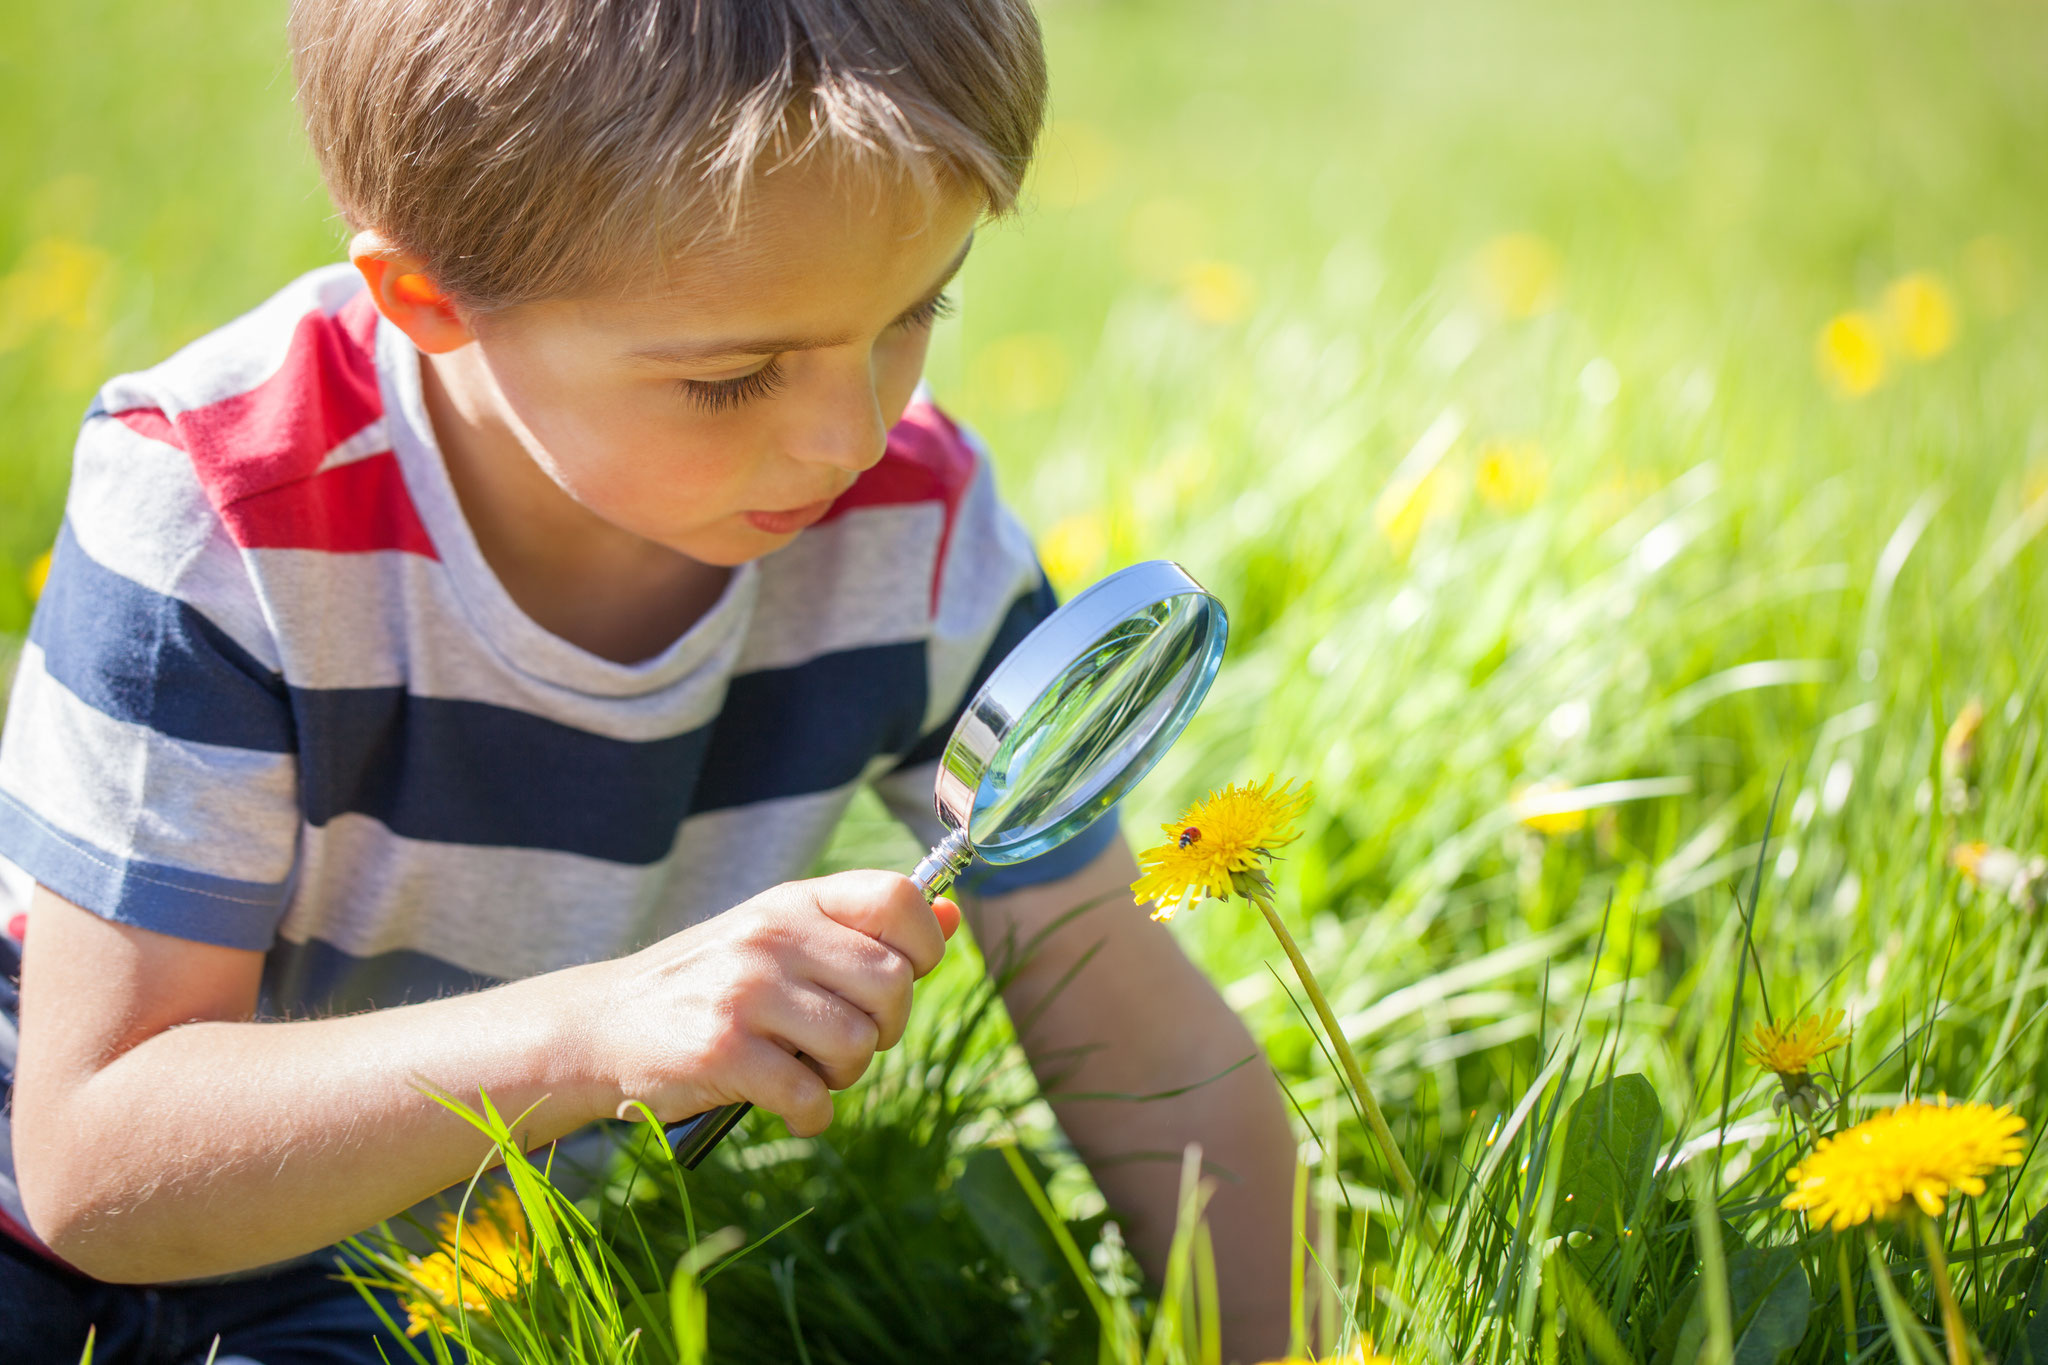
[16,1136,167,1284]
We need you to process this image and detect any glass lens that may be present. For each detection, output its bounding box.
[968,591,1224,863]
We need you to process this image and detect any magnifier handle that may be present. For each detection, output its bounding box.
[909,827,975,901]
[669,828,977,1167]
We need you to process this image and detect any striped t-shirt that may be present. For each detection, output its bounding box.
[0,264,1111,1268]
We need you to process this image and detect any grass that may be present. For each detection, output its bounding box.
[11,0,2048,1359]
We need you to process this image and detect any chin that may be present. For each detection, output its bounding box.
[673,525,795,568]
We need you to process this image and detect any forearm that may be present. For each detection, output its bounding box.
[16,964,605,1283]
[971,843,1295,1361]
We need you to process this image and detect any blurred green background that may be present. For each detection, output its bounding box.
[6,0,2048,1328]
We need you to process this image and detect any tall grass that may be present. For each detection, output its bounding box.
[9,0,2048,1359]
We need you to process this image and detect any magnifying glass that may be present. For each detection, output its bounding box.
[666,559,1229,1168]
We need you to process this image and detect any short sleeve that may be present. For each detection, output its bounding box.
[868,417,1120,898]
[0,403,300,949]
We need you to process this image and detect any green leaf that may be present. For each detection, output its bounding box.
[1669,1247,1812,1365]
[1556,1074,1664,1240]
[956,1146,1067,1294]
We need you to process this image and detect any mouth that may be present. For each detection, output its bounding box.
[743,496,841,536]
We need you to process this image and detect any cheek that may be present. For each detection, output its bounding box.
[491,360,739,507]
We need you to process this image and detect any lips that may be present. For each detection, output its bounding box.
[744,496,840,536]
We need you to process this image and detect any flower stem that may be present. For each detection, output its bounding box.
[1835,1232,1858,1363]
[1246,886,1422,1215]
[1917,1212,1969,1365]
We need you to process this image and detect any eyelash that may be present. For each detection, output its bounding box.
[680,358,788,414]
[676,291,955,413]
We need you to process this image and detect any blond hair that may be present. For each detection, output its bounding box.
[289,0,1046,309]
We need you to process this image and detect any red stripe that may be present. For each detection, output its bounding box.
[221,452,437,556]
[107,290,433,558]
[821,401,977,611]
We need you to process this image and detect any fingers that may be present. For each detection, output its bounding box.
[804,937,916,1050]
[723,1036,835,1137]
[807,870,949,977]
[759,982,883,1091]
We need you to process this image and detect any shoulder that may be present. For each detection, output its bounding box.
[823,395,1036,617]
[82,265,428,558]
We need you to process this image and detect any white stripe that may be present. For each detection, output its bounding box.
[282,784,863,980]
[315,416,392,473]
[249,549,744,740]
[0,645,298,886]
[743,501,943,672]
[65,417,281,671]
[99,265,366,416]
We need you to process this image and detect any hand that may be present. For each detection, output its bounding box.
[572,871,959,1136]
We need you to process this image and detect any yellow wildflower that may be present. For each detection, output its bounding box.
[1475,233,1561,319]
[1475,440,1548,510]
[1951,841,2048,910]
[1133,776,1312,921]
[26,550,52,602]
[1745,1010,1848,1077]
[1510,778,1589,837]
[1745,1010,1848,1118]
[1181,260,1257,325]
[1260,1342,1396,1365]
[401,1185,530,1337]
[1783,1099,2025,1230]
[1037,511,1109,591]
[1816,312,1886,397]
[1883,272,1958,360]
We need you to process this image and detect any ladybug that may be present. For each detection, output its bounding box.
[1178,827,1202,848]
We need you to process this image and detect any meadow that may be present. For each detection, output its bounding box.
[7,0,2048,1361]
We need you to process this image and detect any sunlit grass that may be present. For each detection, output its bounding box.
[11,0,2048,1359]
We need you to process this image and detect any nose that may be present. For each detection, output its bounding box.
[785,355,888,475]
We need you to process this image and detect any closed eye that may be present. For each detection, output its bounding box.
[678,358,788,413]
[895,291,956,332]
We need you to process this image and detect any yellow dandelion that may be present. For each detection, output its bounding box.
[1745,1010,1848,1078]
[401,1185,530,1337]
[1745,1010,1848,1117]
[1037,511,1109,590]
[1883,272,1959,360]
[1510,778,1589,837]
[1180,260,1257,326]
[1475,440,1548,510]
[1950,841,2048,910]
[1816,311,1886,397]
[1260,1342,1396,1365]
[1132,776,1312,921]
[26,549,52,601]
[1783,1099,2025,1230]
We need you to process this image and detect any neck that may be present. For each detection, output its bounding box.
[420,347,732,664]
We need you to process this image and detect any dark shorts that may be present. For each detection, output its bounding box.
[0,1232,420,1365]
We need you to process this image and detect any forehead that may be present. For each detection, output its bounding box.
[549,158,981,337]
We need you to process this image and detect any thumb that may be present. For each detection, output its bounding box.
[933,896,962,941]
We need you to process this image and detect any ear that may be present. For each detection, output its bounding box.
[350,231,475,354]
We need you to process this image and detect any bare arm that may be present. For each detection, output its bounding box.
[966,837,1294,1363]
[13,873,952,1283]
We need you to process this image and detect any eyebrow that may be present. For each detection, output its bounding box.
[624,236,973,366]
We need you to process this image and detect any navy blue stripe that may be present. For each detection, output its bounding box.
[963,807,1123,898]
[894,578,1056,772]
[692,642,927,812]
[31,523,295,753]
[260,935,502,1017]
[295,688,713,864]
[296,642,929,863]
[0,789,291,951]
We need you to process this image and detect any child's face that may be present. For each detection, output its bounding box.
[450,164,980,567]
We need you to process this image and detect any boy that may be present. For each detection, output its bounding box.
[0,1,1295,1359]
